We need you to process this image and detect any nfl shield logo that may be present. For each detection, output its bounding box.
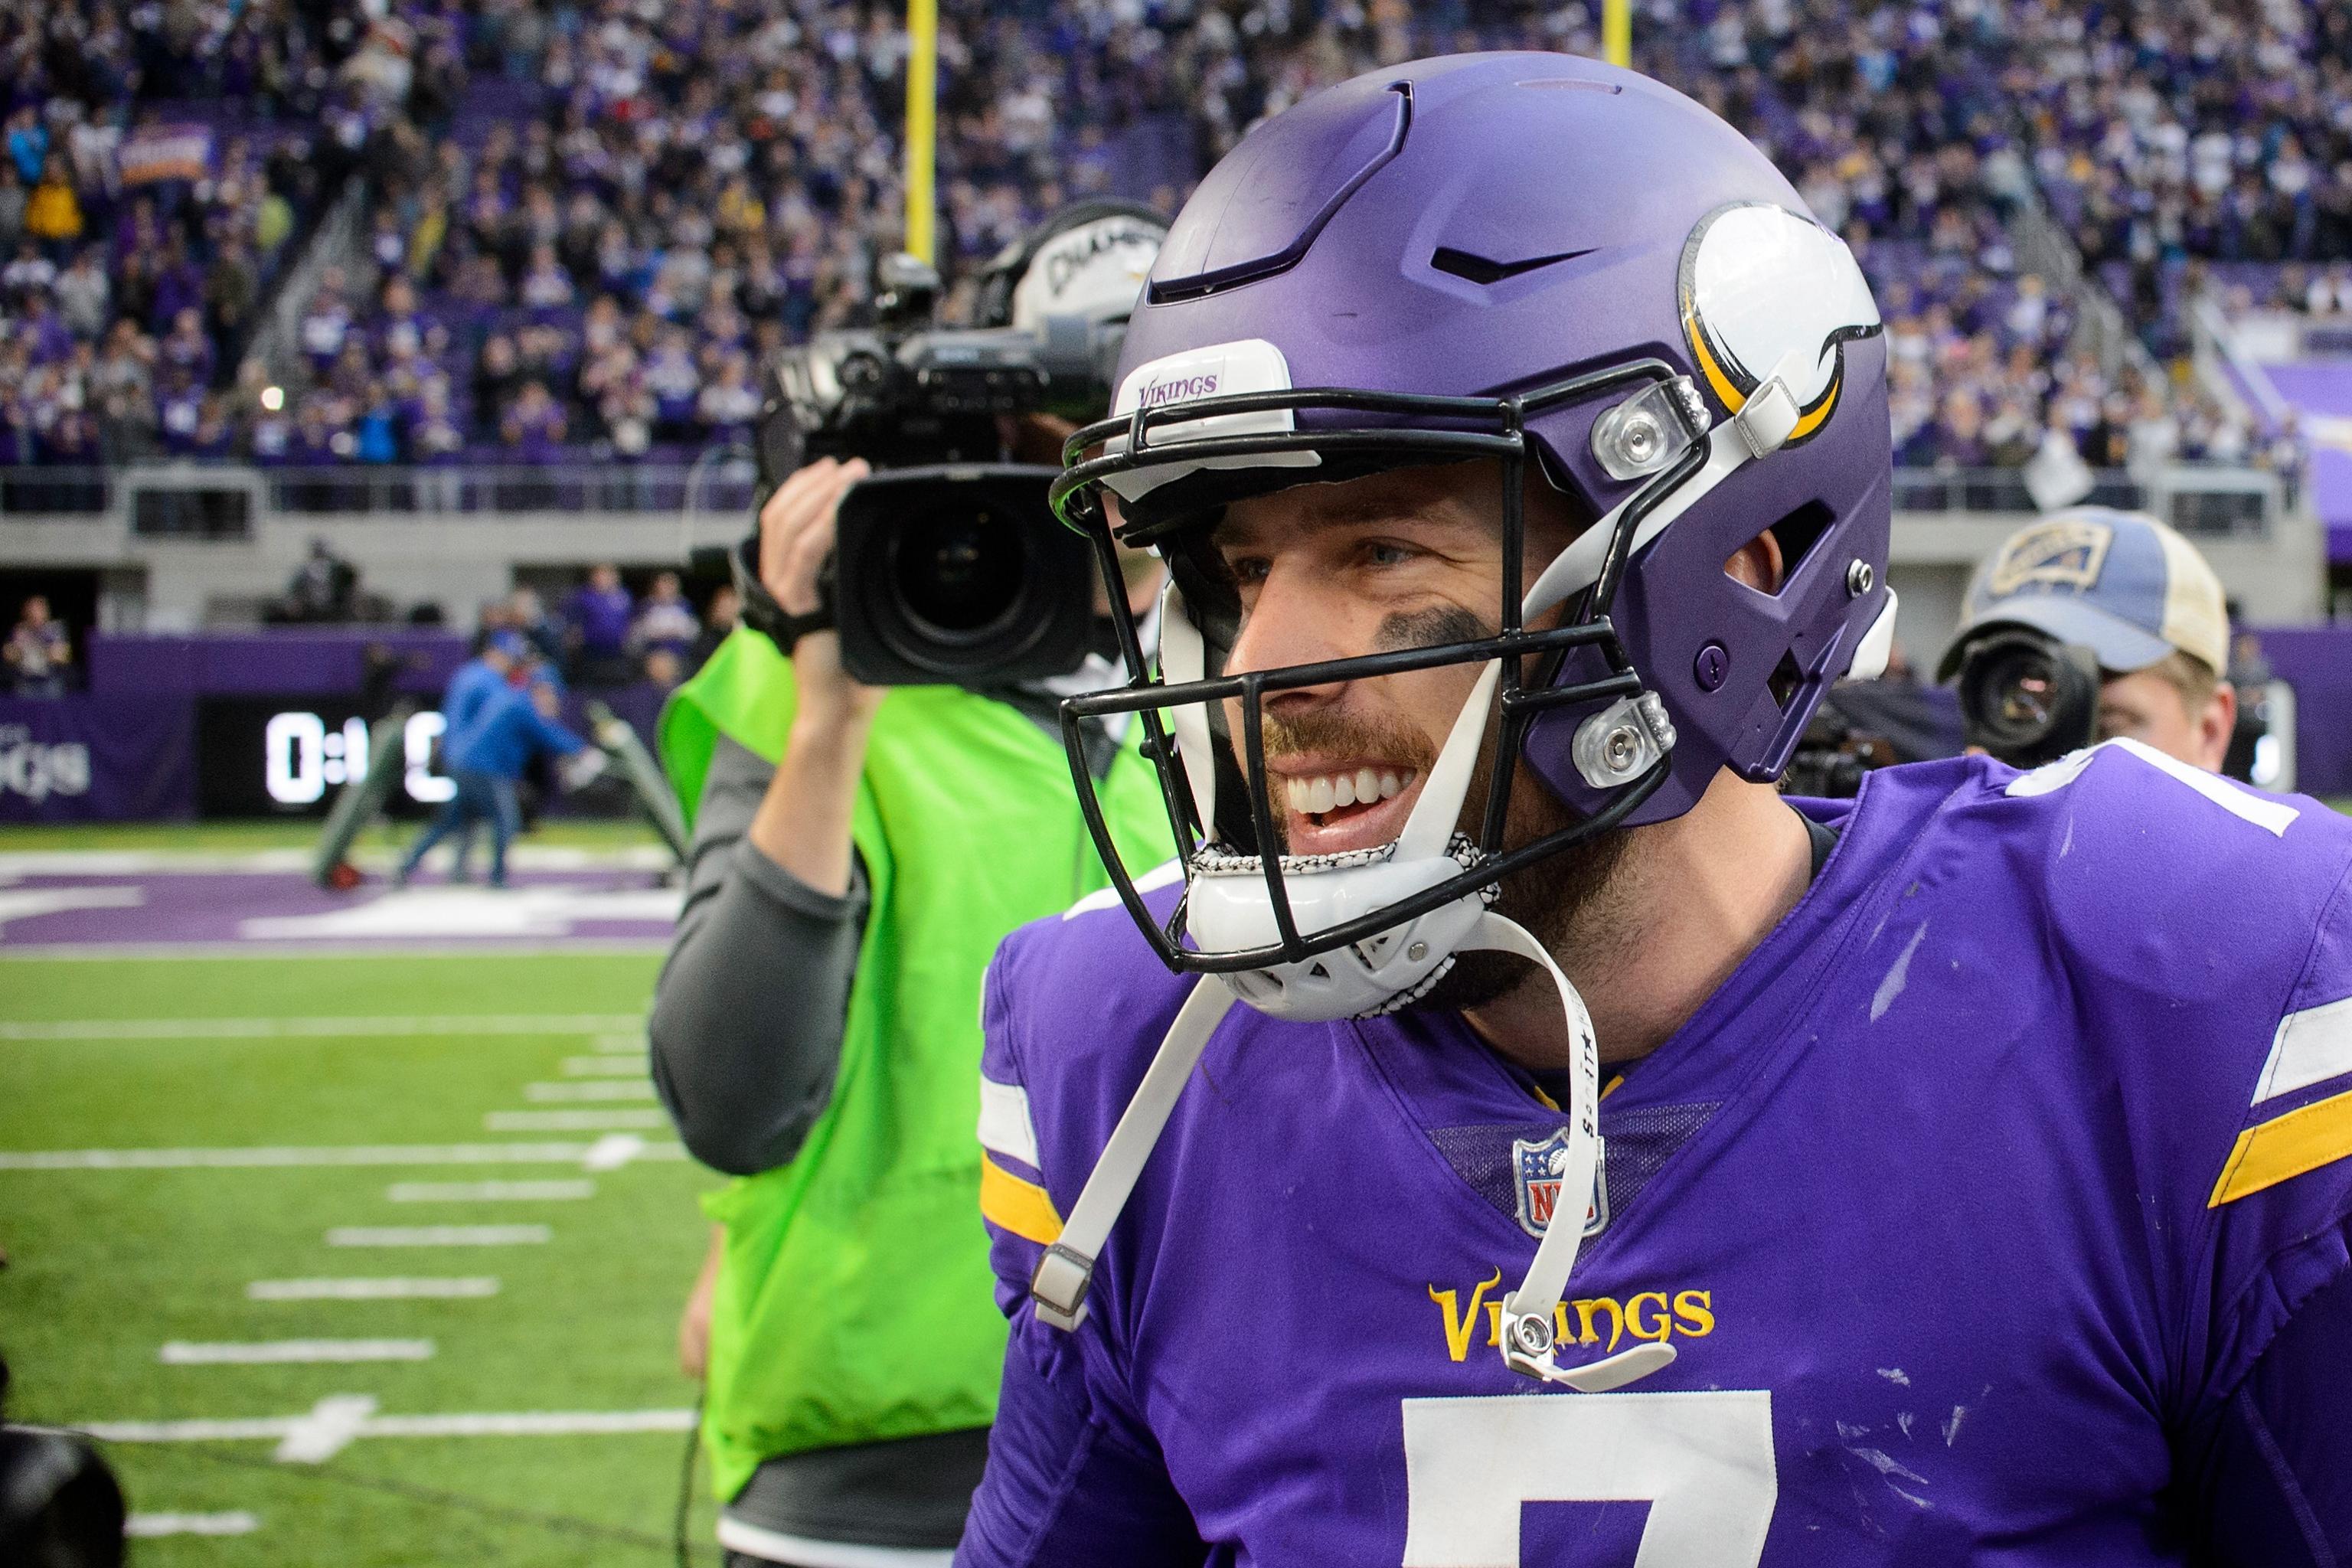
[1512,1128,1607,1241]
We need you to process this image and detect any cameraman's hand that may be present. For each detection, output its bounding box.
[748,456,878,897]
[759,456,880,729]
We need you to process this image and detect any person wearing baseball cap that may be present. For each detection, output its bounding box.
[1936,507,2236,770]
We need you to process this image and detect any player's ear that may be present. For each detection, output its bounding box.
[2197,680,2237,773]
[1722,528,1786,595]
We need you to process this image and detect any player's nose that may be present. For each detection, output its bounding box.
[1223,560,1357,704]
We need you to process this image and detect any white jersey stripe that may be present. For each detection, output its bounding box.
[2255,993,2352,1106]
[977,1076,1041,1168]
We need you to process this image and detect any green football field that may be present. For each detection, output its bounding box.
[1,949,725,1564]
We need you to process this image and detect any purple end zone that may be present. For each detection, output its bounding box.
[0,867,681,949]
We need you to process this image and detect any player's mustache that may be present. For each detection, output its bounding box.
[1250,708,1439,776]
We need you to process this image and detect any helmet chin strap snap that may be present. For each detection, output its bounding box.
[1464,910,1674,1393]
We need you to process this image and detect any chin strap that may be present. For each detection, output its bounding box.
[1029,913,1674,1396]
[1462,912,1676,1393]
[1030,975,1239,1331]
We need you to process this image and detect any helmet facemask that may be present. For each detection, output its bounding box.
[1051,355,1752,1021]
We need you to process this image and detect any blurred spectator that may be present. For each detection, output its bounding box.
[642,645,684,691]
[5,596,70,697]
[508,586,567,665]
[499,378,568,461]
[54,252,108,341]
[23,157,81,254]
[300,271,354,374]
[565,563,633,684]
[270,537,360,624]
[691,583,740,671]
[695,353,761,443]
[629,571,700,665]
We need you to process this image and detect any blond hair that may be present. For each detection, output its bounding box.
[2143,648,2220,714]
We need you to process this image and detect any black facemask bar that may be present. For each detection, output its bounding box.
[1051,358,1706,977]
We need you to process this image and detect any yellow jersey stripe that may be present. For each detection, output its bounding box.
[2209,1086,2352,1207]
[979,1155,1064,1244]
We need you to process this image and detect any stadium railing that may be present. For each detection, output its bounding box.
[1890,466,2281,537]
[0,461,2278,537]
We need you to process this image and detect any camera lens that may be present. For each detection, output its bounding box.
[890,505,1026,642]
[1954,627,2100,768]
[1965,644,2061,750]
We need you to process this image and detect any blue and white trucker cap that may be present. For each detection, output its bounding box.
[1936,508,2228,681]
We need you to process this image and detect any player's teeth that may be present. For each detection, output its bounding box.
[1379,770,1402,800]
[1354,767,1380,804]
[1332,773,1357,808]
[1286,777,1311,814]
[1306,776,1337,814]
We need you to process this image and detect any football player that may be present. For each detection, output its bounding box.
[956,54,2352,1567]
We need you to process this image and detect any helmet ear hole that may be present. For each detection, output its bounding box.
[1722,501,1835,597]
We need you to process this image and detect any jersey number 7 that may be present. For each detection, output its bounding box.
[1402,1390,1776,1566]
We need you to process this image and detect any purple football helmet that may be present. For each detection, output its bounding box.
[1052,51,1895,1020]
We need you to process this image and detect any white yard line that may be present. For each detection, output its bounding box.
[82,1403,696,1459]
[483,1109,668,1132]
[126,1511,261,1537]
[523,1081,655,1102]
[162,1340,433,1366]
[0,846,673,877]
[2,941,671,962]
[247,1278,498,1301]
[561,1055,647,1076]
[386,1180,594,1203]
[326,1225,550,1248]
[0,1014,643,1040]
[0,1142,686,1171]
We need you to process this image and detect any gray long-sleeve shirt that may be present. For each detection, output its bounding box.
[650,733,870,1178]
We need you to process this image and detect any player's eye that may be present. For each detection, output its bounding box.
[1362,539,1418,568]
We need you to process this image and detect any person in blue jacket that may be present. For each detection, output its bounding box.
[398,647,589,888]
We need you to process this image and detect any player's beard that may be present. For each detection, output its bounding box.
[1249,610,1636,1014]
[1419,740,1633,1012]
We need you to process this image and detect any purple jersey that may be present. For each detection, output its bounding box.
[963,746,2352,1566]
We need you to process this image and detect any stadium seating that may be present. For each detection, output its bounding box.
[0,0,2338,489]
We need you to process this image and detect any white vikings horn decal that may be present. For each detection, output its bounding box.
[1677,202,1883,446]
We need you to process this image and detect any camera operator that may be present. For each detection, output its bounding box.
[647,203,1173,1568]
[1937,508,2237,773]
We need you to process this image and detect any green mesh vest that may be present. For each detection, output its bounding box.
[658,628,1170,1499]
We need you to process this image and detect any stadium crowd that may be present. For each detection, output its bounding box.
[0,0,442,466]
[0,0,2341,480]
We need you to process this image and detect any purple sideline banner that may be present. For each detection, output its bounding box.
[0,696,196,823]
[2249,628,2352,802]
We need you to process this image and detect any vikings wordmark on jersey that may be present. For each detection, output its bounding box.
[965,747,2352,1566]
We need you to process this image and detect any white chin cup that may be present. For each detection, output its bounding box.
[1186,852,1491,1022]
